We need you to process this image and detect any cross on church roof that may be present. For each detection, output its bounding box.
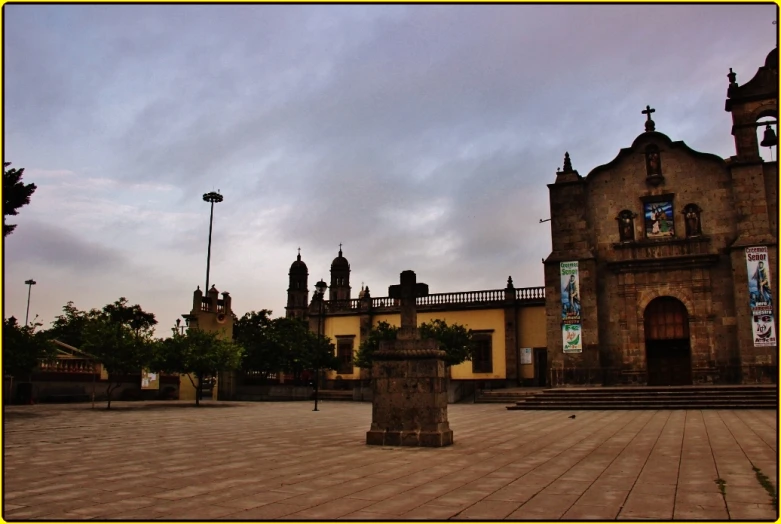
[642,105,656,132]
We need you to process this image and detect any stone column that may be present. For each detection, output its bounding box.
[366,270,454,447]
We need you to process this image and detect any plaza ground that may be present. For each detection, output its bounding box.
[3,401,778,521]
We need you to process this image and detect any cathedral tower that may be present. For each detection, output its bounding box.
[286,249,309,320]
[329,245,351,302]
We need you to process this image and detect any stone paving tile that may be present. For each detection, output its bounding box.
[726,502,779,520]
[562,503,623,520]
[452,500,521,520]
[673,505,730,520]
[3,401,778,521]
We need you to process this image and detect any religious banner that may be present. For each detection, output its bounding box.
[560,261,581,323]
[562,324,582,353]
[746,247,775,347]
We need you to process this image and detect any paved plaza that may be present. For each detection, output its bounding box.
[3,401,778,521]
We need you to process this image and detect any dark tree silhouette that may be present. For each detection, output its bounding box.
[3,162,37,237]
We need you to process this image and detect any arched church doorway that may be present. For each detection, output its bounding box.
[644,297,692,386]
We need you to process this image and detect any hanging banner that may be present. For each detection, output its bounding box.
[563,324,582,353]
[746,247,773,310]
[751,312,777,347]
[560,261,581,323]
[745,247,775,347]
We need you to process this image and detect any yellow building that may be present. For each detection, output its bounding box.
[286,249,547,391]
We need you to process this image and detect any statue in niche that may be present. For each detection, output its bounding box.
[683,204,702,238]
[616,210,637,242]
[645,145,662,178]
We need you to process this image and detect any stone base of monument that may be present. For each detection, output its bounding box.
[366,338,454,448]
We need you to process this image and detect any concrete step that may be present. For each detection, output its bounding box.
[508,403,776,410]
[503,385,777,410]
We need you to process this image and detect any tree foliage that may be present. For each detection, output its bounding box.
[418,319,476,366]
[235,312,339,383]
[353,321,398,369]
[2,316,57,378]
[233,310,283,379]
[155,328,244,406]
[3,162,37,237]
[77,298,159,409]
[354,319,475,368]
[45,301,102,349]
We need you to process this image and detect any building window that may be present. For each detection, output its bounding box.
[472,333,493,374]
[336,337,354,375]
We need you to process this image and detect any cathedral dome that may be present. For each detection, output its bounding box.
[331,247,349,270]
[289,252,308,274]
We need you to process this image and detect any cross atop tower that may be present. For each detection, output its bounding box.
[642,105,656,132]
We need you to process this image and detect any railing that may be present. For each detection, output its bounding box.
[201,297,210,311]
[325,299,361,313]
[217,299,225,313]
[516,287,545,301]
[418,290,505,306]
[39,359,97,374]
[361,287,544,310]
[371,297,399,309]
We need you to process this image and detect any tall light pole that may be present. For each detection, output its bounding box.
[202,191,224,293]
[24,279,36,326]
[313,279,328,412]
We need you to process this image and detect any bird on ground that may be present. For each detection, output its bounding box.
[568,414,576,419]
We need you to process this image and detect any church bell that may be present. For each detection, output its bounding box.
[760,124,778,148]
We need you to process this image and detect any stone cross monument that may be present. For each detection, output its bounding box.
[366,270,454,447]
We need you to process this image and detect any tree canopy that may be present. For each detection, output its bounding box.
[354,319,476,368]
[234,311,339,383]
[2,316,57,378]
[3,162,37,237]
[155,328,244,405]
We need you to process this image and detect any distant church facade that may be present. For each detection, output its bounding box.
[544,49,778,386]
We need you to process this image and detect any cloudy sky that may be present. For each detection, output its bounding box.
[4,4,777,336]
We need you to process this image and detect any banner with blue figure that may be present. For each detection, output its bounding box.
[560,261,581,323]
[746,246,776,347]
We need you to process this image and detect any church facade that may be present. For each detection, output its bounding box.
[286,248,547,390]
[544,49,778,386]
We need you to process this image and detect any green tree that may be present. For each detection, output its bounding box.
[354,319,475,368]
[3,316,57,402]
[419,319,476,366]
[233,310,284,380]
[80,298,159,409]
[353,321,398,369]
[45,301,102,349]
[155,329,244,406]
[3,162,37,237]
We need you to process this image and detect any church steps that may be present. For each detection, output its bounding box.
[501,385,776,410]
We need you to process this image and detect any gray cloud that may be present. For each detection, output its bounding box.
[3,4,776,332]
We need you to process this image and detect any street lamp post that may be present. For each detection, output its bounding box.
[24,279,36,326]
[202,191,224,293]
[313,279,328,412]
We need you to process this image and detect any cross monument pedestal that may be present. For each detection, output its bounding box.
[366,270,454,447]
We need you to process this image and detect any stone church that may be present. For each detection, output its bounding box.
[544,48,778,386]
